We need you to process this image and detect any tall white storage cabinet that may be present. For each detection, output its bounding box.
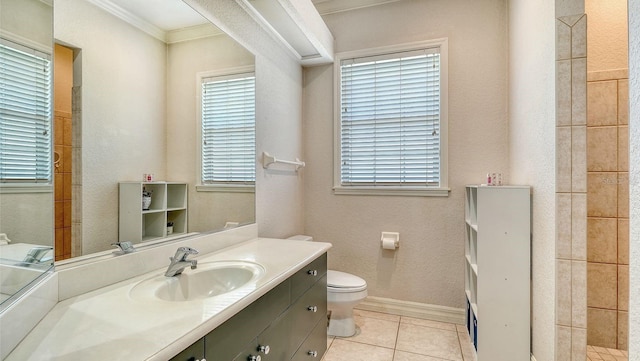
[464,185,530,361]
[119,182,188,242]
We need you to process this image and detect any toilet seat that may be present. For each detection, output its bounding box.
[327,270,367,293]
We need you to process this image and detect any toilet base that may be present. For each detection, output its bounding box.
[327,308,357,337]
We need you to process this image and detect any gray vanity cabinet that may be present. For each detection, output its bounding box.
[170,253,327,361]
[169,338,204,361]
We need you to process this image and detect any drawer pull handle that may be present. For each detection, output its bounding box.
[308,350,318,357]
[258,345,270,354]
[307,305,318,312]
[248,356,261,361]
[308,269,318,276]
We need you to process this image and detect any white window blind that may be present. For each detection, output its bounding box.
[0,39,52,183]
[201,73,255,184]
[340,48,441,187]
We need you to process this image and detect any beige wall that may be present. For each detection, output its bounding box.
[508,1,556,360]
[185,0,305,238]
[0,0,53,247]
[166,33,255,232]
[585,0,628,73]
[303,0,509,308]
[55,0,167,254]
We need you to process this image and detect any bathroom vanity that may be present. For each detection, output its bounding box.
[172,254,327,361]
[4,238,330,361]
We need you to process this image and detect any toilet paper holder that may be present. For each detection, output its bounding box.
[381,232,399,249]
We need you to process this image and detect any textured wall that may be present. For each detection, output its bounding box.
[166,33,256,232]
[0,0,54,248]
[303,0,509,308]
[55,0,167,254]
[585,0,628,73]
[186,0,305,238]
[508,2,556,360]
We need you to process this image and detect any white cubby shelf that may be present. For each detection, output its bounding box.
[464,185,530,361]
[119,182,188,243]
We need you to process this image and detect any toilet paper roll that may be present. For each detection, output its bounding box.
[382,238,396,250]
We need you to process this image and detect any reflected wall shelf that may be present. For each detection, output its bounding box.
[464,185,530,361]
[119,182,188,243]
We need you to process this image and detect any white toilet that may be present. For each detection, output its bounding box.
[288,235,368,337]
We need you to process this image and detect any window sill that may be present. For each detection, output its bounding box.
[333,186,450,197]
[196,184,255,193]
[0,184,53,194]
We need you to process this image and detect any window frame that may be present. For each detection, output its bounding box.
[0,35,53,190]
[333,39,449,197]
[196,65,256,194]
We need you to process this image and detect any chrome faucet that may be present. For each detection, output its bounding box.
[111,241,136,254]
[22,246,53,264]
[165,247,198,277]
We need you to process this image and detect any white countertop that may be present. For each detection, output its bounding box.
[6,238,331,361]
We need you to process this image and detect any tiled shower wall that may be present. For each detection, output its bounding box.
[53,44,73,261]
[586,69,629,350]
[556,14,588,361]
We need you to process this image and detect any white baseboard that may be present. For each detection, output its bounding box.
[355,295,465,325]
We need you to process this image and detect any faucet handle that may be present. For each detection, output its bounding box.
[112,241,135,254]
[177,246,198,255]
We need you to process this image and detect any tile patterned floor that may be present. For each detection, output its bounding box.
[322,309,476,361]
[587,345,628,361]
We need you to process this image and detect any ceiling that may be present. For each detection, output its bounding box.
[105,0,208,31]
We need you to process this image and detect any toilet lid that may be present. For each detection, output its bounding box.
[327,270,367,291]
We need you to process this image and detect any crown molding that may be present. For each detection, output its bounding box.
[166,23,225,44]
[313,0,402,15]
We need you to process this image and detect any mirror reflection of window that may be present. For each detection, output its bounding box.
[200,72,256,185]
[0,39,52,184]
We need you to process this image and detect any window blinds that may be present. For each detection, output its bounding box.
[0,40,52,183]
[201,73,255,184]
[340,48,441,186]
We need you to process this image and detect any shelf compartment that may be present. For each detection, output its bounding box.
[142,212,166,241]
[167,209,188,235]
[142,183,166,211]
[167,183,188,209]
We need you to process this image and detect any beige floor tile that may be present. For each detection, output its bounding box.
[396,323,462,361]
[328,335,335,349]
[588,351,604,360]
[393,350,450,361]
[609,348,625,356]
[457,333,476,361]
[601,355,617,361]
[455,324,467,333]
[400,316,457,332]
[322,339,394,361]
[346,315,399,348]
[593,346,610,354]
[354,309,401,322]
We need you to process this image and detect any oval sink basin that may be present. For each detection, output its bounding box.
[130,260,265,302]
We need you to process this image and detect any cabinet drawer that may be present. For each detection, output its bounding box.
[258,275,327,361]
[231,338,259,361]
[290,253,327,302]
[291,317,327,361]
[205,279,291,361]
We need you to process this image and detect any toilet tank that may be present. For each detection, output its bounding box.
[287,235,313,242]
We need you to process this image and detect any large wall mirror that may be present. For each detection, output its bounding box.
[0,0,256,308]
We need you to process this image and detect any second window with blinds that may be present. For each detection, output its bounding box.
[334,40,449,196]
[198,68,255,192]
